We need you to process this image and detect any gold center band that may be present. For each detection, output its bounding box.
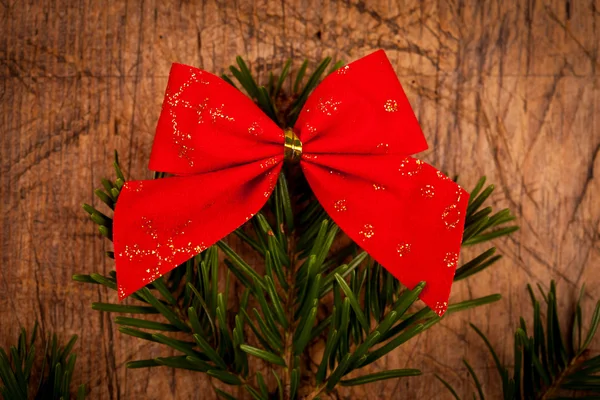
[283,128,302,162]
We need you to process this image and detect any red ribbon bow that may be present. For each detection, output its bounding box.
[113,50,469,316]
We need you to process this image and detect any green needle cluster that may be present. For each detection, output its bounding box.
[437,282,600,399]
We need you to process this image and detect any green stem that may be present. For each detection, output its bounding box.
[282,234,298,400]
[304,384,327,400]
[539,354,583,400]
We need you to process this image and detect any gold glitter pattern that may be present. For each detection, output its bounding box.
[304,123,318,139]
[125,181,144,193]
[436,171,450,181]
[442,204,461,230]
[444,252,459,268]
[337,65,350,75]
[118,283,126,299]
[434,301,448,316]
[264,171,277,198]
[376,143,390,153]
[373,183,386,191]
[317,97,342,116]
[333,199,347,212]
[384,99,398,112]
[399,158,423,177]
[327,169,346,180]
[421,184,435,198]
[209,104,235,123]
[170,108,197,166]
[248,122,263,136]
[164,71,207,109]
[326,169,348,181]
[455,188,463,203]
[260,157,278,169]
[141,217,158,240]
[396,242,411,257]
[119,218,207,284]
[164,71,210,167]
[359,224,375,240]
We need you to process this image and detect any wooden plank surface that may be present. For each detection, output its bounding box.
[1,0,599,398]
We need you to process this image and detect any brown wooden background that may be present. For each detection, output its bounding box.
[1,0,599,398]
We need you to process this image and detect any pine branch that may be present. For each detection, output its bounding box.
[0,322,86,400]
[438,281,600,399]
[75,56,519,399]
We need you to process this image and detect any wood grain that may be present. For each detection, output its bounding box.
[1,0,599,398]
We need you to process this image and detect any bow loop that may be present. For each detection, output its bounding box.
[114,159,282,300]
[296,50,428,157]
[149,63,284,175]
[300,154,468,314]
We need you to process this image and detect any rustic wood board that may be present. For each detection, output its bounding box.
[1,0,599,398]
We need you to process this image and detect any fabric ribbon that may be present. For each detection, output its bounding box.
[113,50,469,316]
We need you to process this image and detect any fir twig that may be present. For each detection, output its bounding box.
[439,281,600,399]
[0,322,86,399]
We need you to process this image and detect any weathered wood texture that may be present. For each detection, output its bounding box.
[1,0,599,398]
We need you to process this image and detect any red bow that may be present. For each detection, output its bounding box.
[113,50,468,316]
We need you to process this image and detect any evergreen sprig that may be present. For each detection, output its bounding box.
[437,282,600,399]
[75,57,518,399]
[0,322,86,400]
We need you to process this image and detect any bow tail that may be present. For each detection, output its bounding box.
[301,155,469,315]
[113,159,282,299]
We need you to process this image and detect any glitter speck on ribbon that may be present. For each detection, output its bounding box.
[164,71,208,109]
[376,143,389,153]
[399,158,423,177]
[264,171,276,198]
[396,242,411,257]
[209,104,235,123]
[421,184,435,198]
[455,188,463,203]
[194,243,207,253]
[125,181,144,193]
[248,122,263,136]
[373,183,386,191]
[434,301,448,316]
[304,123,318,139]
[141,217,158,240]
[118,284,126,299]
[120,218,205,281]
[141,266,163,284]
[442,204,461,229]
[170,109,195,166]
[436,170,450,181]
[444,252,459,268]
[260,157,278,169]
[384,99,398,112]
[326,169,346,180]
[317,97,342,116]
[337,65,350,75]
[333,199,347,212]
[304,154,318,161]
[195,98,210,124]
[164,72,211,167]
[359,224,375,240]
